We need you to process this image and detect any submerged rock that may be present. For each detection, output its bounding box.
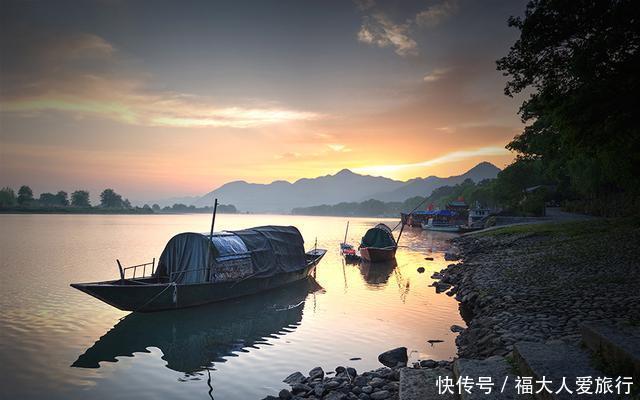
[377,347,408,368]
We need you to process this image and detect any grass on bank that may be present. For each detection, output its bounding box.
[475,217,640,239]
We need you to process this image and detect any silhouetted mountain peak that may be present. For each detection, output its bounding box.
[191,161,501,212]
[335,168,356,177]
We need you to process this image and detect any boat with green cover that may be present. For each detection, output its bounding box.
[71,225,326,312]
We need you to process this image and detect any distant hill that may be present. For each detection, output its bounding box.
[367,162,501,202]
[194,169,405,212]
[191,162,501,213]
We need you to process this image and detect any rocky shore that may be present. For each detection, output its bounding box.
[264,219,640,399]
[436,219,640,359]
[263,348,452,400]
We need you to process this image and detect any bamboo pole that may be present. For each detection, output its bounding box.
[343,221,350,245]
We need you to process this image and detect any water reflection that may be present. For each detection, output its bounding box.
[357,259,398,286]
[72,278,323,374]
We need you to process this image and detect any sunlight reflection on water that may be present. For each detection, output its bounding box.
[0,214,465,400]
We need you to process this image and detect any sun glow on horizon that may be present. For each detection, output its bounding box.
[352,146,511,176]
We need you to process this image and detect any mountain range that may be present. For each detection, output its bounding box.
[186,162,500,212]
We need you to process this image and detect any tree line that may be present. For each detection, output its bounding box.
[493,0,640,216]
[291,177,551,218]
[0,186,135,209]
[295,1,640,218]
[0,186,237,214]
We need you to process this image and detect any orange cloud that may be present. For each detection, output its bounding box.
[0,34,320,129]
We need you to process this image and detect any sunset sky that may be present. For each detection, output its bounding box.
[0,0,527,202]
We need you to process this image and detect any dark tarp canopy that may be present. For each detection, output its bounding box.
[360,223,396,249]
[155,225,306,284]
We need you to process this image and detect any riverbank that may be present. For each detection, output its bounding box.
[265,218,639,399]
[438,218,640,359]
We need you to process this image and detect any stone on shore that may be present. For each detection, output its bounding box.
[369,390,390,399]
[324,391,347,400]
[308,366,324,381]
[377,347,408,368]
[418,359,437,368]
[399,367,454,400]
[450,324,465,333]
[283,371,305,385]
[453,356,518,400]
[513,341,616,399]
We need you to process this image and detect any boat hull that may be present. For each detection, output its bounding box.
[359,247,396,262]
[421,223,461,232]
[71,249,326,312]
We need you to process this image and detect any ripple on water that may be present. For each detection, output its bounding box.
[1,214,465,400]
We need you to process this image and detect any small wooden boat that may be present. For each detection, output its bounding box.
[359,223,397,262]
[71,225,326,312]
[340,221,360,263]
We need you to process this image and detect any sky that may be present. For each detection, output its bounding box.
[0,0,528,202]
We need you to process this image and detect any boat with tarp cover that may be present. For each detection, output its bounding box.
[359,223,397,262]
[71,225,326,312]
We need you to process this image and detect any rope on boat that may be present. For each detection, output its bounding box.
[134,282,176,312]
[391,197,430,231]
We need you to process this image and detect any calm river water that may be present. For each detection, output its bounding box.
[0,214,465,400]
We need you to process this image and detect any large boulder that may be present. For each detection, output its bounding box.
[377,347,408,368]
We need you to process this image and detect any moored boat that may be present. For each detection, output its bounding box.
[71,225,326,312]
[340,221,360,262]
[421,219,462,232]
[359,223,397,262]
[420,210,463,232]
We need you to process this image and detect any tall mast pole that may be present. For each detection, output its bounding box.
[205,198,218,282]
[343,221,349,245]
[209,198,218,239]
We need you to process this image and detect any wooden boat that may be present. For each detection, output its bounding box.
[71,225,326,312]
[421,210,464,232]
[359,223,397,262]
[421,220,462,232]
[340,221,361,263]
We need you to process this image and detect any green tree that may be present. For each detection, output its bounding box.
[497,0,640,198]
[17,185,34,205]
[56,191,69,207]
[100,189,124,208]
[71,190,91,207]
[39,193,58,206]
[0,187,17,207]
[151,204,161,212]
